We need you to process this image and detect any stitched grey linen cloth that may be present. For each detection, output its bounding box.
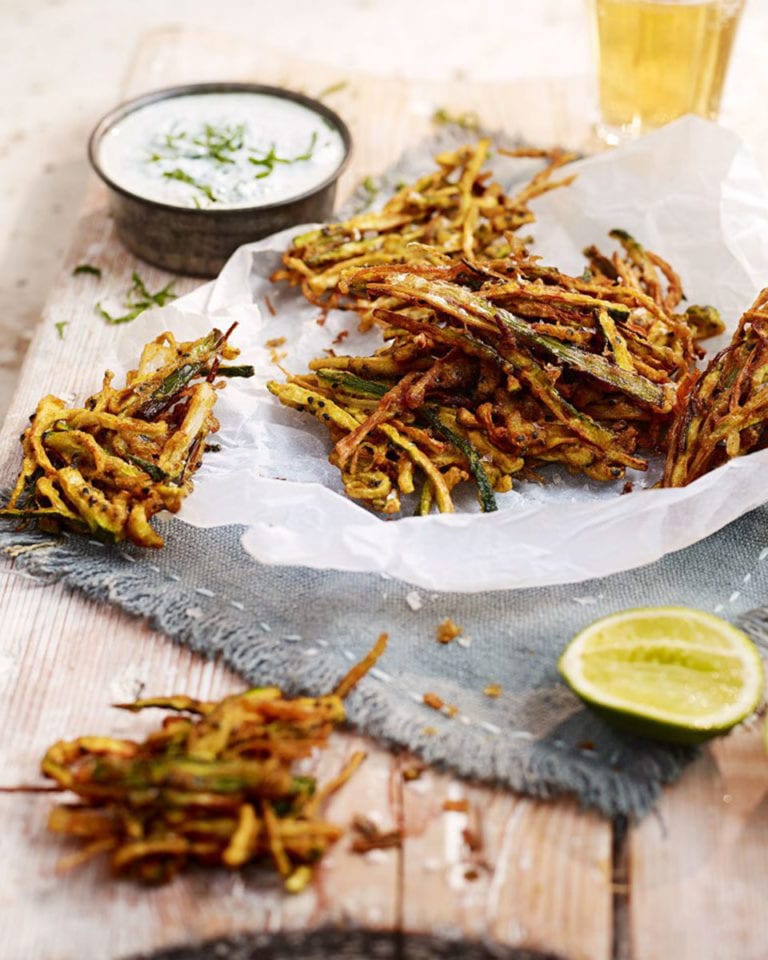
[4,504,768,819]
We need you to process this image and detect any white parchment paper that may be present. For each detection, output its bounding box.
[117,117,768,592]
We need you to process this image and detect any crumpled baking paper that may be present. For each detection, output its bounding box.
[117,117,768,592]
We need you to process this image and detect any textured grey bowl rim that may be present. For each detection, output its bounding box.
[88,81,353,218]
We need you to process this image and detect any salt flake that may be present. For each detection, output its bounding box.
[405,590,423,611]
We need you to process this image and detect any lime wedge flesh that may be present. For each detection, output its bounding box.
[559,607,765,744]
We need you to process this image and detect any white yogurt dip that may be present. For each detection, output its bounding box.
[98,92,347,210]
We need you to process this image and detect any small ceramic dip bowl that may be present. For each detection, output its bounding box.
[89,82,352,277]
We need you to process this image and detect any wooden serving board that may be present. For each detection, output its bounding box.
[0,26,766,960]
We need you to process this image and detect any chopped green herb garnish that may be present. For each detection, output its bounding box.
[249,146,281,180]
[354,175,380,214]
[431,107,481,131]
[249,132,318,180]
[148,125,246,166]
[192,123,245,164]
[147,121,322,201]
[316,80,349,100]
[54,321,69,340]
[164,130,188,151]
[292,131,318,163]
[72,264,102,278]
[96,272,177,326]
[162,168,217,203]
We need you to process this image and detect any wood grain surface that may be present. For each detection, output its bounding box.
[629,723,768,960]
[0,25,765,960]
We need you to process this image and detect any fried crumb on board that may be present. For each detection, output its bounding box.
[401,760,425,782]
[349,814,403,854]
[436,617,463,644]
[442,798,469,813]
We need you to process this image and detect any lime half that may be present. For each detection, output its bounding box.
[559,606,765,744]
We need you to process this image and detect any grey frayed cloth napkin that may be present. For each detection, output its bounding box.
[3,502,768,819]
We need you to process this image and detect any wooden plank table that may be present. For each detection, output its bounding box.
[1,27,766,960]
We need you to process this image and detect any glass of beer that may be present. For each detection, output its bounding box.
[590,0,746,144]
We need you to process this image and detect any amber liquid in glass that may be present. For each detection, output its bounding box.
[593,0,744,142]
